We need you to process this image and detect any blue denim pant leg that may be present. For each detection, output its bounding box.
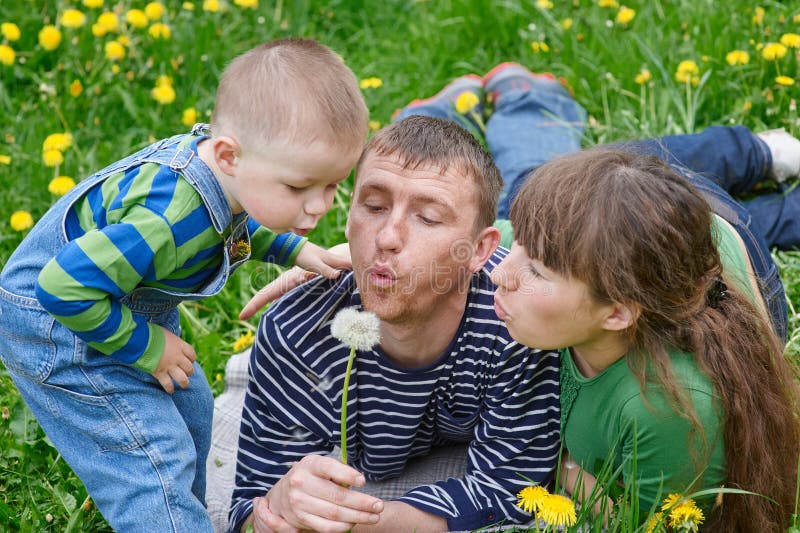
[486,83,587,218]
[0,311,214,532]
[674,172,788,341]
[614,125,772,195]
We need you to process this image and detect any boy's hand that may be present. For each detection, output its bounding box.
[293,242,351,279]
[151,327,196,393]
[240,243,352,320]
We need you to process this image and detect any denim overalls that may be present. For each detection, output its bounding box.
[0,124,246,532]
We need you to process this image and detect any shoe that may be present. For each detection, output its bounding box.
[403,74,484,114]
[483,62,567,104]
[758,128,800,182]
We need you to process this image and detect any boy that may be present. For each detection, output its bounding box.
[0,38,367,532]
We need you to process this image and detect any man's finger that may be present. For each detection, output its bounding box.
[157,373,175,394]
[240,268,315,320]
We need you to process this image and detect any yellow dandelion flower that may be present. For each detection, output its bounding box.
[91,23,107,37]
[43,149,64,167]
[645,512,664,533]
[726,49,750,65]
[762,42,788,60]
[38,25,62,51]
[149,23,171,39]
[43,133,73,152]
[181,107,198,126]
[668,500,704,529]
[0,154,11,165]
[536,0,554,9]
[234,0,259,8]
[369,120,381,132]
[743,100,752,112]
[105,40,125,61]
[48,176,76,196]
[1,22,21,42]
[126,9,148,28]
[538,494,577,527]
[776,75,795,86]
[111,64,120,74]
[145,2,166,20]
[83,0,104,8]
[780,33,800,48]
[561,17,573,30]
[203,0,220,12]
[661,493,683,511]
[454,91,480,114]
[531,41,550,53]
[516,485,549,514]
[753,6,765,25]
[117,35,130,46]
[0,44,14,66]
[10,211,34,232]
[151,84,176,104]
[675,60,699,83]
[635,68,652,84]
[616,6,636,25]
[359,77,383,89]
[70,79,83,97]
[232,330,255,352]
[155,75,173,87]
[61,9,87,29]
[795,14,800,24]
[598,0,619,7]
[183,2,195,10]
[97,12,120,33]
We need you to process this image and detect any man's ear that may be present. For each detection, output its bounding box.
[211,136,240,176]
[602,302,637,332]
[468,226,501,273]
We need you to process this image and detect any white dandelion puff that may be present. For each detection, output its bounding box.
[331,308,380,351]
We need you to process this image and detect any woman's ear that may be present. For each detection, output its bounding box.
[211,136,240,176]
[602,302,637,331]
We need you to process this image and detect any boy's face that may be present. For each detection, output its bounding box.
[226,139,358,235]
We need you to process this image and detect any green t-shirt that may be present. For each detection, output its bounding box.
[559,214,752,513]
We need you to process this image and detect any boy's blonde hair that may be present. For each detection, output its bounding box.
[211,38,368,153]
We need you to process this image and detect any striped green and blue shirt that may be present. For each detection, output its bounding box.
[36,138,305,372]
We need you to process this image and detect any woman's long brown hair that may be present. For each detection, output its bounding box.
[510,149,800,530]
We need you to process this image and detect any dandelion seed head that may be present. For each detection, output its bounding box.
[331,308,380,351]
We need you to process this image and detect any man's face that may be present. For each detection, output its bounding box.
[346,152,483,324]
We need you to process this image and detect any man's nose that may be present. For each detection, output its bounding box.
[375,215,404,251]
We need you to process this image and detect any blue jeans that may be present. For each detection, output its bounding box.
[0,131,233,532]
[396,88,788,341]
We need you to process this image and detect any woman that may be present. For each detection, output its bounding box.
[491,148,800,530]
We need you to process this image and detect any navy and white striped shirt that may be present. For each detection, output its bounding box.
[230,249,561,532]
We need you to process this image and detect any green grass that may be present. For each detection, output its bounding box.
[0,0,799,531]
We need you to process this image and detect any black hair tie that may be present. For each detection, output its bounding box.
[706,277,729,309]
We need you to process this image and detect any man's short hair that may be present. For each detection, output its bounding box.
[356,116,502,230]
[211,38,368,153]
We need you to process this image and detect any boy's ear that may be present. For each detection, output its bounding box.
[602,302,637,332]
[211,136,240,176]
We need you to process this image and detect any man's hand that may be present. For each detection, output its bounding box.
[150,327,196,393]
[253,455,383,533]
[240,244,352,320]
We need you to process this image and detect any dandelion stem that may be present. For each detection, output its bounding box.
[340,346,357,465]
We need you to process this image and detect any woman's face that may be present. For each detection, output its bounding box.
[490,242,617,352]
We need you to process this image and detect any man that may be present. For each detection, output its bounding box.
[226,115,562,532]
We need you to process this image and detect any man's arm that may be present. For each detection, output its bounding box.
[229,311,382,532]
[395,345,561,531]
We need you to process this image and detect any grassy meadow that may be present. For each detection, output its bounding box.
[1,0,799,531]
